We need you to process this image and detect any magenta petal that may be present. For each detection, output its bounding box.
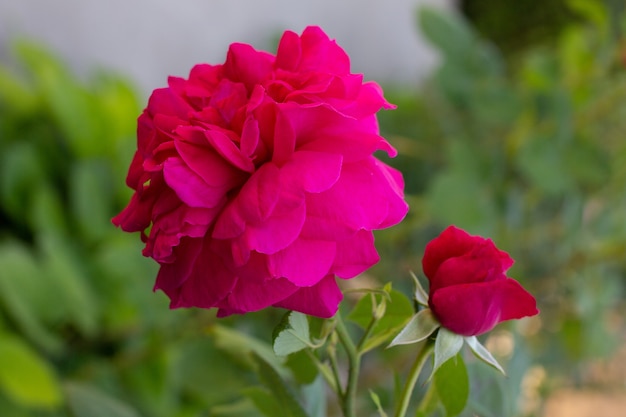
[112,192,153,232]
[273,275,342,318]
[204,129,255,173]
[154,237,203,294]
[224,43,274,90]
[172,250,236,309]
[216,253,298,315]
[281,151,343,193]
[175,135,246,188]
[212,200,246,239]
[244,197,306,254]
[332,230,379,278]
[163,157,226,208]
[298,26,350,74]
[272,109,296,166]
[269,239,336,286]
[240,116,260,157]
[236,163,281,223]
[306,160,389,231]
[430,280,539,336]
[275,30,301,71]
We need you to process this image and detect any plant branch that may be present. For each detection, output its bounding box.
[394,339,435,417]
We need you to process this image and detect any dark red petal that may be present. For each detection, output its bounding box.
[430,280,539,336]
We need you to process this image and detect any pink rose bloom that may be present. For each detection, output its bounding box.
[113,26,408,318]
[423,226,539,336]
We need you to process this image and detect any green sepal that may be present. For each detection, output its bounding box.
[388,308,440,347]
[464,336,505,375]
[431,328,464,378]
[410,271,430,306]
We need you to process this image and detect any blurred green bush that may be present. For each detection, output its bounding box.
[0,3,624,416]
[376,4,626,414]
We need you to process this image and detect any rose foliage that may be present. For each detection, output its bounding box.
[113,26,408,318]
[423,226,539,336]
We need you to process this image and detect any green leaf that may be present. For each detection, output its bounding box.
[388,309,440,347]
[347,289,413,352]
[273,311,312,356]
[251,353,310,417]
[432,328,464,378]
[210,324,285,375]
[417,7,475,61]
[285,350,318,384]
[302,375,326,417]
[434,354,469,417]
[0,242,62,352]
[64,383,140,417]
[369,390,388,417]
[0,333,62,408]
[39,233,99,337]
[465,336,505,375]
[16,42,108,158]
[69,159,114,242]
[242,386,282,417]
[0,142,47,222]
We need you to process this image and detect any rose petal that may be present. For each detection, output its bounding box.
[163,157,227,208]
[332,230,379,278]
[269,239,336,286]
[281,150,343,193]
[216,252,298,316]
[273,274,343,318]
[430,279,539,336]
[224,43,274,91]
[422,226,514,283]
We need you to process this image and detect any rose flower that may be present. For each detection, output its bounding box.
[423,226,538,336]
[113,26,408,318]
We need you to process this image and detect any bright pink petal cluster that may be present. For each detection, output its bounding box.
[113,26,408,318]
[423,226,538,336]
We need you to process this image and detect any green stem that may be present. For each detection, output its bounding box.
[334,315,360,417]
[394,339,435,417]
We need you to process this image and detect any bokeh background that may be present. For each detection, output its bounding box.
[0,0,625,416]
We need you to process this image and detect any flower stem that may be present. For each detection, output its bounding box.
[394,339,435,417]
[334,315,360,417]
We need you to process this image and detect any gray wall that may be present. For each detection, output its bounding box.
[0,0,452,96]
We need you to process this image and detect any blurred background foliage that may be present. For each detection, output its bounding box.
[0,1,624,416]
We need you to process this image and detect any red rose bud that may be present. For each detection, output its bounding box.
[113,27,408,318]
[422,226,538,336]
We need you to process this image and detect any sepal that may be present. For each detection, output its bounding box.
[410,271,429,306]
[464,335,505,375]
[388,308,440,347]
[431,328,464,378]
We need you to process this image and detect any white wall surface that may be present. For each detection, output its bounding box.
[0,0,452,96]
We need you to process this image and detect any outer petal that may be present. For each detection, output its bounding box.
[268,239,336,286]
[422,226,480,281]
[430,280,539,336]
[223,43,274,91]
[216,252,298,316]
[332,230,380,279]
[273,274,343,318]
